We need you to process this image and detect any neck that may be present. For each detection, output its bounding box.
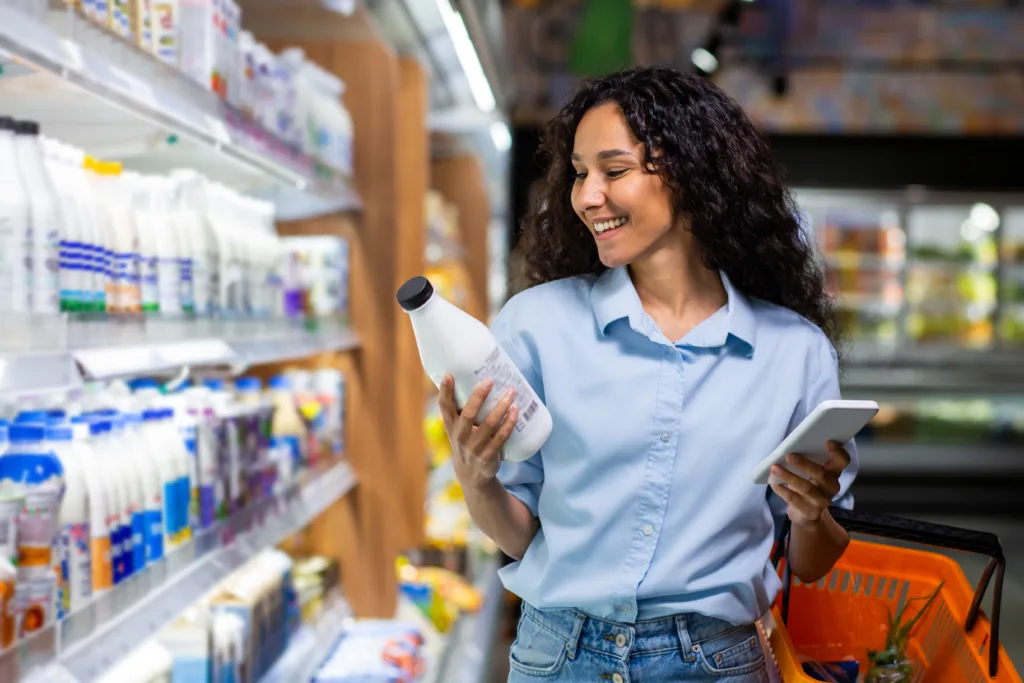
[627,231,726,318]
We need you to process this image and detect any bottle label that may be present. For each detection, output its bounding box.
[158,257,181,314]
[31,213,60,314]
[178,477,192,540]
[180,257,195,313]
[0,209,30,313]
[473,346,543,433]
[131,511,147,571]
[163,480,177,541]
[111,525,124,584]
[91,535,112,591]
[55,522,92,618]
[146,508,164,562]
[141,254,160,312]
[192,256,209,316]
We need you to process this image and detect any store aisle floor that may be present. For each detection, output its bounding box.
[486,515,1024,681]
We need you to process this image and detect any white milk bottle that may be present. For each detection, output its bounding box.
[166,397,197,541]
[106,412,148,575]
[0,117,31,314]
[397,276,552,463]
[122,409,164,565]
[46,420,91,618]
[43,138,88,313]
[143,408,178,552]
[69,416,112,596]
[90,417,130,583]
[64,146,105,312]
[131,175,161,314]
[183,386,219,528]
[166,179,195,315]
[151,178,183,316]
[171,170,212,317]
[13,121,62,316]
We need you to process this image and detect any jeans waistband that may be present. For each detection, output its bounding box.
[521,602,752,663]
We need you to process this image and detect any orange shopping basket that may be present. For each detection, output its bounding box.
[761,508,1020,683]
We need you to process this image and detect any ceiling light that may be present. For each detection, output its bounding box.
[490,121,511,152]
[691,48,719,75]
[435,0,496,113]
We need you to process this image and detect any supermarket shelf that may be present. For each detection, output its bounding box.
[857,443,1024,475]
[260,598,354,683]
[0,6,359,217]
[427,555,503,683]
[843,344,1024,393]
[0,461,358,683]
[0,319,358,392]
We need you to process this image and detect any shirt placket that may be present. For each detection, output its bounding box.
[617,346,685,620]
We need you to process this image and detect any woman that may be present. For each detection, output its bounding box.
[438,65,857,682]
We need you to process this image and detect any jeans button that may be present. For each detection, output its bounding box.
[612,674,624,683]
[615,633,627,648]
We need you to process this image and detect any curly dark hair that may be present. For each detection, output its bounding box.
[513,65,842,354]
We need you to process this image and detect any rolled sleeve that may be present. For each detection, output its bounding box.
[767,336,859,530]
[490,303,546,518]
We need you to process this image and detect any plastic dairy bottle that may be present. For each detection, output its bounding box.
[149,178,182,316]
[0,423,66,579]
[70,417,112,595]
[47,421,92,619]
[63,145,105,312]
[183,386,219,528]
[42,138,88,313]
[268,375,306,471]
[143,408,178,552]
[123,409,164,565]
[166,398,198,540]
[235,377,271,500]
[106,413,147,575]
[131,175,161,314]
[172,170,212,317]
[203,379,241,516]
[84,157,118,313]
[0,557,15,651]
[0,117,31,314]
[166,178,195,315]
[397,276,552,463]
[89,418,131,583]
[12,121,62,315]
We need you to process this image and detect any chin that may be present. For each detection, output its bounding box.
[597,246,635,269]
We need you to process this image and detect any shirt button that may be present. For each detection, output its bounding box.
[615,633,627,648]
[643,524,654,536]
[613,674,624,683]
[660,431,670,442]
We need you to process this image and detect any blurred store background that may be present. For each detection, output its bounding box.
[0,0,1021,680]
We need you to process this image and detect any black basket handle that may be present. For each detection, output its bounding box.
[772,507,1006,678]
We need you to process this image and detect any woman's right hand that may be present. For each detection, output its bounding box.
[438,374,519,493]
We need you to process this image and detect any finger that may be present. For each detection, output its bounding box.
[481,405,519,461]
[475,387,516,442]
[438,375,460,425]
[770,481,820,521]
[457,379,494,434]
[771,465,831,509]
[786,453,827,483]
[823,441,851,472]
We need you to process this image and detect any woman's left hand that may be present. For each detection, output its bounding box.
[769,441,851,527]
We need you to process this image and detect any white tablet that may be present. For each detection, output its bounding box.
[751,399,878,486]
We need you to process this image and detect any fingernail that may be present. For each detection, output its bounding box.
[505,387,516,399]
[787,454,797,463]
[772,465,782,475]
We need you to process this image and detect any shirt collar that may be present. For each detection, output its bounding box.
[590,267,756,355]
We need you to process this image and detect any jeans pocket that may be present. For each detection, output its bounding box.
[510,613,570,677]
[696,625,765,677]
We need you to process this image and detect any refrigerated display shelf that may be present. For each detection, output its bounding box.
[426,555,503,683]
[260,597,354,683]
[0,5,360,217]
[0,320,358,395]
[0,461,357,683]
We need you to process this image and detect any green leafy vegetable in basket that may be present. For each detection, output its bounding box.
[867,581,944,682]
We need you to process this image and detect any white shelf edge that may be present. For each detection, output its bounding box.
[2,461,357,683]
[0,5,359,215]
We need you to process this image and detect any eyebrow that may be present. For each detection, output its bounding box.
[571,149,634,162]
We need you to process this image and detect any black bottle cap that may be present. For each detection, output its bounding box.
[14,120,39,135]
[397,276,434,311]
[0,117,14,131]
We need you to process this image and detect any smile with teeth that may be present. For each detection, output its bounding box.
[593,216,628,233]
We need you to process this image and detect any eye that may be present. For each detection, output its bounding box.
[606,169,627,178]
[573,171,588,183]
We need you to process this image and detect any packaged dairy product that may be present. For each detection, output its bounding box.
[397,276,553,463]
[165,178,196,315]
[17,573,55,640]
[47,421,91,619]
[12,121,61,315]
[63,146,106,312]
[147,176,183,316]
[167,396,199,539]
[123,409,165,565]
[178,0,217,92]
[235,377,271,501]
[313,369,345,458]
[70,417,113,595]
[0,422,65,578]
[183,387,219,528]
[171,170,213,316]
[0,557,15,652]
[133,0,154,51]
[0,117,31,314]
[268,376,305,473]
[42,139,89,313]
[105,412,148,575]
[88,418,129,584]
[202,378,242,517]
[84,158,120,314]
[151,0,180,66]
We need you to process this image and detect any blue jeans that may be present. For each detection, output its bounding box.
[508,602,769,682]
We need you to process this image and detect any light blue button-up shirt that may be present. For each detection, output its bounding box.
[492,266,857,626]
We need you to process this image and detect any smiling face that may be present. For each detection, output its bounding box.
[570,102,682,269]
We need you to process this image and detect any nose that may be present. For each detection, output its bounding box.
[577,174,607,212]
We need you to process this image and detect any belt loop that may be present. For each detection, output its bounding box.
[566,611,586,660]
[676,615,696,663]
